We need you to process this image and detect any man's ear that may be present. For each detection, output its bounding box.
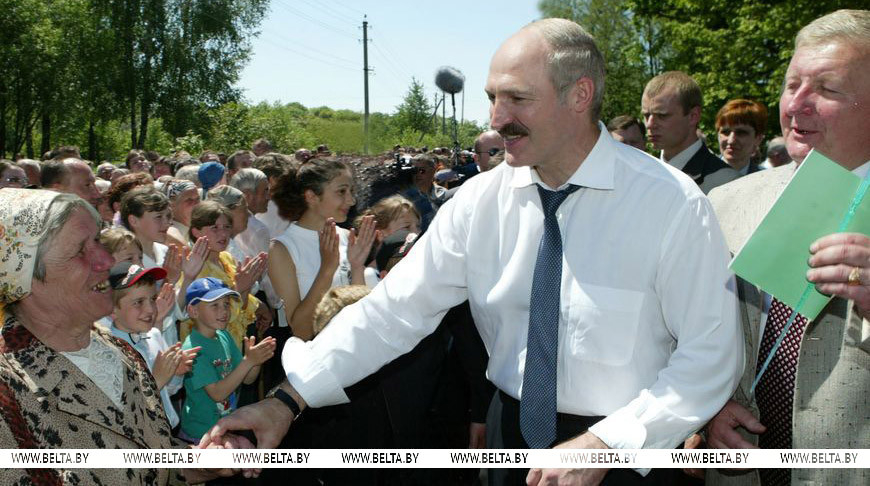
[568,77,596,114]
[688,105,702,127]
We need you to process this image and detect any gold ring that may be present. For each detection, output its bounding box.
[848,266,862,286]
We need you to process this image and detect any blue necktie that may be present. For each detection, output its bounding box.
[520,184,579,449]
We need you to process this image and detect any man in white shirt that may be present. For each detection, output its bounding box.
[642,72,739,194]
[203,18,742,485]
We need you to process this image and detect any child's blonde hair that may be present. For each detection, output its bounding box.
[100,227,143,255]
[354,195,421,231]
[312,285,370,336]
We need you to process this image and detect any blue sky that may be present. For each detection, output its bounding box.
[236,0,542,126]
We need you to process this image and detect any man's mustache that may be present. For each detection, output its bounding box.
[499,123,529,138]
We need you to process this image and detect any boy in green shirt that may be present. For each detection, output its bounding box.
[180,277,276,443]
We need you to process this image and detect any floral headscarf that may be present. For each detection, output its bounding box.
[0,189,64,304]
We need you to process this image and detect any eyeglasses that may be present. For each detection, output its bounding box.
[475,147,502,157]
[3,176,28,185]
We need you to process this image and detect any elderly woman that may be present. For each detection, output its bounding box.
[0,160,29,189]
[0,189,250,484]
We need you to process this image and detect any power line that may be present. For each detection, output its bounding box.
[258,37,358,72]
[261,27,358,66]
[272,0,357,40]
[371,41,411,84]
[296,0,359,26]
[326,0,366,18]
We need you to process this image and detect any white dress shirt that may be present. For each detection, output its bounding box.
[283,127,743,452]
[660,138,703,171]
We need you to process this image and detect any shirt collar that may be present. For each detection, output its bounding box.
[510,121,615,191]
[852,160,870,179]
[661,138,703,171]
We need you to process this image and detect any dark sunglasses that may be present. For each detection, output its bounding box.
[476,147,502,157]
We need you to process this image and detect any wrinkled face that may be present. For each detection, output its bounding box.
[189,296,233,332]
[717,123,762,169]
[129,156,150,174]
[412,161,435,190]
[152,163,172,179]
[780,42,870,168]
[642,88,699,157]
[172,188,200,226]
[64,163,101,207]
[249,180,270,214]
[383,210,420,238]
[485,29,578,170]
[114,283,157,333]
[611,124,646,151]
[97,165,115,181]
[229,200,249,236]
[308,170,355,223]
[112,242,143,266]
[130,208,171,244]
[192,214,233,253]
[0,166,28,189]
[28,208,115,325]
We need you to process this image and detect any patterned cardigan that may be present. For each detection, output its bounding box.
[0,314,187,485]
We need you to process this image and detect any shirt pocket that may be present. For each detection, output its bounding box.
[568,281,644,366]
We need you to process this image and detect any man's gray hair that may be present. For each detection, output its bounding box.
[525,18,605,119]
[207,185,245,209]
[34,194,100,281]
[796,9,870,50]
[230,168,268,194]
[175,164,201,186]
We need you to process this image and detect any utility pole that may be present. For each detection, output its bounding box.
[362,16,370,154]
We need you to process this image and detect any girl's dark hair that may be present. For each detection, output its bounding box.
[272,159,351,221]
[189,200,233,240]
[120,186,169,229]
[108,172,154,209]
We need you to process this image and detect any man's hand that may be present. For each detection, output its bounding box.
[199,382,302,449]
[808,232,870,318]
[468,422,486,449]
[184,432,260,481]
[526,432,610,486]
[682,433,706,479]
[705,399,765,449]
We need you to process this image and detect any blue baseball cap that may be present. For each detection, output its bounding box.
[185,277,240,306]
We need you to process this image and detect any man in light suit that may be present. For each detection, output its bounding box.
[705,9,870,485]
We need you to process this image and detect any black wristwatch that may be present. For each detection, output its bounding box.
[269,387,303,419]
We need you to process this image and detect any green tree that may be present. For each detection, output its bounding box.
[539,0,654,123]
[393,78,433,134]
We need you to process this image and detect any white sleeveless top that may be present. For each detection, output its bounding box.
[272,223,352,300]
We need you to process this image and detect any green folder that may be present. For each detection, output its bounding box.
[729,150,870,320]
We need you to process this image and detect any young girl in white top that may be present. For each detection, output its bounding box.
[268,159,377,340]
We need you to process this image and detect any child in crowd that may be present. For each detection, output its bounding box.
[178,200,266,347]
[268,159,377,340]
[180,277,276,443]
[121,185,210,344]
[100,227,144,266]
[353,195,421,286]
[120,186,172,270]
[101,262,199,430]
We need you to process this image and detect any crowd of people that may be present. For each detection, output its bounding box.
[0,8,868,486]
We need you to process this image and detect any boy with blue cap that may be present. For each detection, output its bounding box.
[180,277,276,443]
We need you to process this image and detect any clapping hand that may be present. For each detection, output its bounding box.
[152,343,184,390]
[348,215,378,270]
[176,346,201,375]
[182,237,210,281]
[236,252,268,294]
[319,218,340,275]
[154,283,176,324]
[242,336,276,366]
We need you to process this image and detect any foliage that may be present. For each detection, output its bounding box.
[392,78,433,134]
[539,0,868,139]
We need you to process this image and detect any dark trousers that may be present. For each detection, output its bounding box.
[487,391,674,486]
